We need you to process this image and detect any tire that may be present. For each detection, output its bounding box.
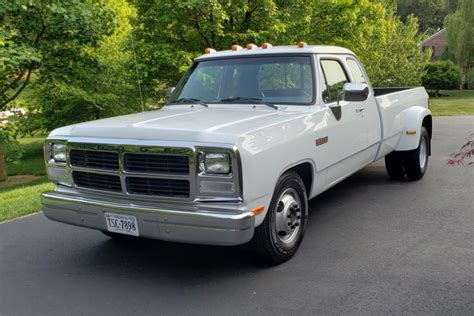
[101,230,135,241]
[385,152,405,180]
[404,127,429,181]
[253,171,308,264]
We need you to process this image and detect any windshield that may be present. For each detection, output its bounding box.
[169,56,314,105]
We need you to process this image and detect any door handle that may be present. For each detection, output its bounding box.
[355,108,365,113]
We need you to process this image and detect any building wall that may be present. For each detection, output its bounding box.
[421,29,448,60]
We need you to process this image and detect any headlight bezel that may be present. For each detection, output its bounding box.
[200,152,231,175]
[45,140,68,166]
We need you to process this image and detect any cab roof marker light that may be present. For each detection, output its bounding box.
[204,48,216,54]
[297,41,308,48]
[231,44,243,51]
[246,43,258,50]
[261,42,272,49]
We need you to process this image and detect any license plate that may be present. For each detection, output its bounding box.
[105,212,139,236]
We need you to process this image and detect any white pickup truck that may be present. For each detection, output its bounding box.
[42,44,431,263]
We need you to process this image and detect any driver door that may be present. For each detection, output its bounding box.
[318,57,368,187]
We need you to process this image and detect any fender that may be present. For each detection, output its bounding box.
[395,106,432,151]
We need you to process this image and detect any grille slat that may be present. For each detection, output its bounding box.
[126,177,190,197]
[73,171,122,192]
[70,150,119,170]
[124,153,189,175]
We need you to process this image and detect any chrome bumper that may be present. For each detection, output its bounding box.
[41,191,255,246]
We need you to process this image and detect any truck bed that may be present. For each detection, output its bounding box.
[373,87,413,97]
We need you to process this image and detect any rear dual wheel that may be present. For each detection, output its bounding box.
[385,127,429,181]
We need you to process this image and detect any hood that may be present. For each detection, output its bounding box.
[49,104,309,145]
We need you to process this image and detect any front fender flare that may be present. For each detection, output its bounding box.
[395,106,432,152]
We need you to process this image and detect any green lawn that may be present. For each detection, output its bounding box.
[430,90,474,116]
[1,137,50,222]
[0,178,54,222]
[4,136,46,176]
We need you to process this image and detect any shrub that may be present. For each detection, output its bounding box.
[422,61,462,95]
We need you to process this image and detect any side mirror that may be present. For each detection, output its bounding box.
[343,83,369,102]
[329,83,369,121]
[166,87,175,97]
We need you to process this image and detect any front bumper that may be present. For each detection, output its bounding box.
[41,191,255,246]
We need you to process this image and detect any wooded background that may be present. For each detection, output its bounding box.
[1,0,472,138]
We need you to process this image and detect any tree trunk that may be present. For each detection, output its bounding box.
[0,150,7,181]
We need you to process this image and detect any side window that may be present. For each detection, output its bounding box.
[320,59,349,103]
[347,58,367,84]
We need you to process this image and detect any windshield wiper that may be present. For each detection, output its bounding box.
[168,98,209,108]
[220,97,278,110]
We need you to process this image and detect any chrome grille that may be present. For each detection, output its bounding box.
[72,171,122,192]
[126,177,190,197]
[124,153,189,175]
[70,149,119,170]
[67,144,194,200]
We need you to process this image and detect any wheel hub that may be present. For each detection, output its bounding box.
[275,189,302,244]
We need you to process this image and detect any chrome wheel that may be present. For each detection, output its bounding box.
[274,188,302,244]
[419,136,427,169]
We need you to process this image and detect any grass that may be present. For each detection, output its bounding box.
[4,136,46,176]
[1,136,49,222]
[430,90,474,116]
[0,178,54,222]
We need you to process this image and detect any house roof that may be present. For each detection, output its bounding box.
[421,28,447,46]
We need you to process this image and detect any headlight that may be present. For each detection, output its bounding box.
[51,143,67,163]
[201,153,230,174]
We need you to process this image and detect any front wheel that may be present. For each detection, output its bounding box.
[253,171,308,264]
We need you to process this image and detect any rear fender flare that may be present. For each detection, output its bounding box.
[395,106,432,152]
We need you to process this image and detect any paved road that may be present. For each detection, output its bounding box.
[1,116,473,315]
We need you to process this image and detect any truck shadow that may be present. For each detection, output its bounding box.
[85,163,391,277]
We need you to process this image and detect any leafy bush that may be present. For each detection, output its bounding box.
[422,61,462,94]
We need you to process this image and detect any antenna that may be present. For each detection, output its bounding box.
[130,33,145,112]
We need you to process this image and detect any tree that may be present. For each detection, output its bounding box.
[444,0,474,88]
[303,1,429,86]
[0,0,133,179]
[422,61,462,95]
[396,0,447,33]
[131,0,429,101]
[0,0,115,110]
[17,0,143,134]
[448,134,473,166]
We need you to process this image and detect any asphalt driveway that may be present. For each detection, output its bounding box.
[1,116,473,315]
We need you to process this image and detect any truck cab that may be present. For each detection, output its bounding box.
[42,44,431,264]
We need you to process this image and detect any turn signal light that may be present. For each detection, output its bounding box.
[262,42,272,49]
[204,48,216,54]
[406,130,417,135]
[251,205,265,216]
[231,44,243,51]
[297,41,308,48]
